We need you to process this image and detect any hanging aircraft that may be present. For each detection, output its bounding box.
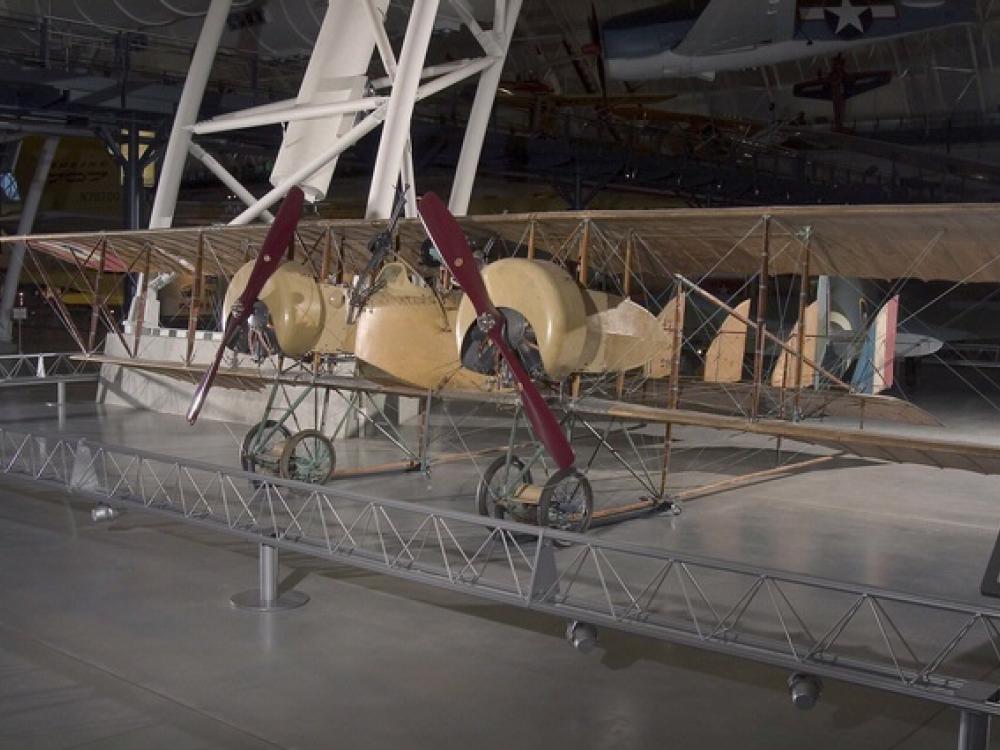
[596,0,975,81]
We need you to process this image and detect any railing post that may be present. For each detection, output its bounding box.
[231,539,309,612]
[959,710,990,750]
[56,381,66,430]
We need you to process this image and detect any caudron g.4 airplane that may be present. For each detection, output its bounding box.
[170,186,1000,539]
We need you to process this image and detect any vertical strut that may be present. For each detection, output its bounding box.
[793,231,812,420]
[751,216,771,420]
[616,232,635,399]
[418,389,434,473]
[133,245,152,357]
[88,238,108,352]
[186,232,205,365]
[572,219,591,400]
[659,280,685,499]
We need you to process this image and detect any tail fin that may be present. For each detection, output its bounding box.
[644,293,686,379]
[851,295,898,394]
[771,302,819,388]
[703,299,749,383]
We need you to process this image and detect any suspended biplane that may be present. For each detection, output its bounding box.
[14,193,1000,536]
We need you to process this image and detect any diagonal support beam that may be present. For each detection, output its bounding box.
[149,0,233,230]
[449,0,522,215]
[366,0,440,219]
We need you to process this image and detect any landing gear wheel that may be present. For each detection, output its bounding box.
[539,467,593,539]
[279,430,336,484]
[241,420,291,484]
[477,455,533,522]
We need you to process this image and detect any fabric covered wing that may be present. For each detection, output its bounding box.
[674,0,797,57]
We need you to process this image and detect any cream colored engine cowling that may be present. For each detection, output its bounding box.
[224,261,353,357]
[354,263,487,391]
[453,259,592,379]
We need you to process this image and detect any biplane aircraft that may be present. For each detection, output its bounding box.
[12,190,1000,537]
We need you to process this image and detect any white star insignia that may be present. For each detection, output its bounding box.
[826,0,868,35]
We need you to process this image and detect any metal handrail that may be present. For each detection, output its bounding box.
[1,426,999,717]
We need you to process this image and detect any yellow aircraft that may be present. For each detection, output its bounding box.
[11,195,1000,535]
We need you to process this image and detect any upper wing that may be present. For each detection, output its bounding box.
[674,0,797,57]
[12,203,1000,284]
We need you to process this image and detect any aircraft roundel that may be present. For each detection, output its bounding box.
[824,0,874,39]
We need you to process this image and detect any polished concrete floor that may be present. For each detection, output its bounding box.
[3,373,1000,748]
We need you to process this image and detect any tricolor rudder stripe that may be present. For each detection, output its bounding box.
[851,295,898,394]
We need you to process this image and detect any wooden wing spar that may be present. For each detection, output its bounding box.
[12,202,1000,284]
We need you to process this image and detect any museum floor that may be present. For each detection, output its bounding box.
[2,371,1000,749]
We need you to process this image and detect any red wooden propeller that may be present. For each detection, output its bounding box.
[417,192,575,471]
[186,186,305,425]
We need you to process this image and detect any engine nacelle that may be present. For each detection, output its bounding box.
[224,261,352,357]
[454,259,594,379]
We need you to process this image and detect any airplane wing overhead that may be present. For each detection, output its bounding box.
[674,0,796,57]
[12,203,1000,285]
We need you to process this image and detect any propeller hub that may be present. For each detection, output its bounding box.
[476,312,499,334]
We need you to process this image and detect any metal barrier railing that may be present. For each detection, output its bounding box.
[0,353,100,408]
[0,426,998,743]
[0,352,100,382]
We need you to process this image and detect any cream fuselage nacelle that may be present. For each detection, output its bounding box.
[224,258,676,390]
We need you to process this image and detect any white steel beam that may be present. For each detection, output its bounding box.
[204,97,297,123]
[364,0,398,81]
[230,109,388,226]
[190,97,388,135]
[187,142,275,223]
[229,57,496,227]
[366,0,440,219]
[271,0,387,203]
[449,0,522,216]
[363,1,417,217]
[0,136,59,347]
[148,0,232,229]
[448,0,502,56]
[369,58,485,90]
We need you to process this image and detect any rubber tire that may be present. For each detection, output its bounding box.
[538,467,593,537]
[476,455,532,520]
[279,429,336,484]
[241,420,291,481]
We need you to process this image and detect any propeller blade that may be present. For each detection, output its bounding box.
[187,186,305,425]
[417,192,575,471]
